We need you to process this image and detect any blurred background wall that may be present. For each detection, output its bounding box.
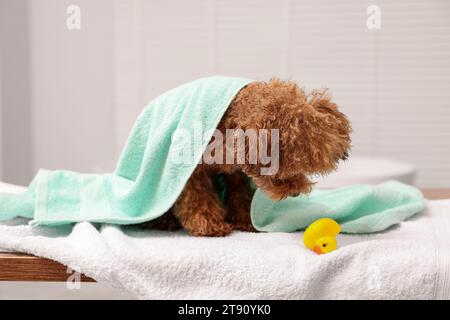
[0,0,116,185]
[1,0,450,187]
[0,49,3,180]
[0,0,33,184]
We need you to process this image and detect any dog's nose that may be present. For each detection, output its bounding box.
[341,151,349,161]
[290,191,301,198]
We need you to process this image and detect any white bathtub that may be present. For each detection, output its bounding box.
[315,156,416,188]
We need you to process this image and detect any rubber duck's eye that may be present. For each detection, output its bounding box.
[322,244,327,247]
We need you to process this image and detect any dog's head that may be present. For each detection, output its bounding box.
[229,79,351,200]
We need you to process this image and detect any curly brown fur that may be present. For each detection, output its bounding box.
[173,167,233,236]
[223,172,256,232]
[140,211,182,231]
[147,78,351,236]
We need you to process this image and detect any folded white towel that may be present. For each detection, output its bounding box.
[0,182,449,299]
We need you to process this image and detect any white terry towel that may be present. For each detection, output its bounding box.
[0,181,449,299]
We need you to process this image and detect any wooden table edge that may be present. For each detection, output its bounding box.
[0,252,95,282]
[1,189,449,282]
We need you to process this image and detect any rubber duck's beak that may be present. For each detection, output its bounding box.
[312,245,323,255]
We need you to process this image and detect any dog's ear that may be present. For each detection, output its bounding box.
[294,90,351,174]
[309,90,352,139]
[268,88,351,178]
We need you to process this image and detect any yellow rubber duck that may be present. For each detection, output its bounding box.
[303,218,341,255]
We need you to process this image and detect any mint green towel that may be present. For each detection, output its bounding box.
[251,180,425,233]
[0,76,253,226]
[0,76,425,232]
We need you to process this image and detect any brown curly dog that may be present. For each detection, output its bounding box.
[144,79,351,236]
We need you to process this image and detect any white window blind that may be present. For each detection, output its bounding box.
[114,0,450,187]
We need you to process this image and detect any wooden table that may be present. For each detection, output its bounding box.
[0,253,95,282]
[0,189,449,282]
